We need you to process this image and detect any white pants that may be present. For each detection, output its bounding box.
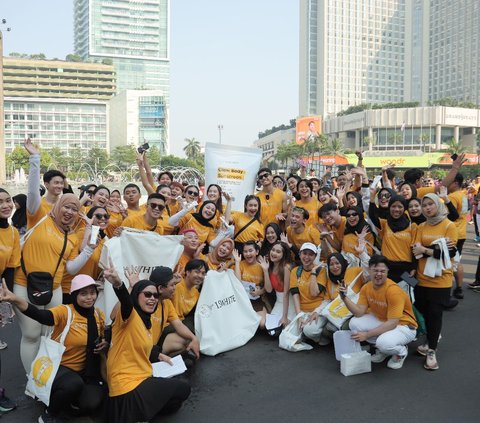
[13,284,63,373]
[349,314,416,357]
[303,315,328,342]
[271,290,296,321]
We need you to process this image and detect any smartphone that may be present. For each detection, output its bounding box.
[400,272,419,287]
[137,142,150,154]
[451,153,458,161]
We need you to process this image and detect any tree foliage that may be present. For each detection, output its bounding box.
[258,119,296,139]
[337,101,420,117]
[110,145,137,171]
[427,97,479,109]
[183,138,201,161]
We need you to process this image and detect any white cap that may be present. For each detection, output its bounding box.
[299,242,317,254]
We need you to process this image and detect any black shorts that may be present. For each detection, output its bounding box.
[456,239,465,255]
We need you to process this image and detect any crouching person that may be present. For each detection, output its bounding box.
[340,255,417,370]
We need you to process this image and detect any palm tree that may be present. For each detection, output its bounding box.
[443,137,468,155]
[275,143,302,171]
[183,138,201,161]
[323,138,346,169]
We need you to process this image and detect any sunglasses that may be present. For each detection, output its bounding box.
[149,203,165,211]
[379,193,391,199]
[94,213,110,220]
[346,212,359,217]
[258,173,270,180]
[141,291,160,299]
[186,190,199,197]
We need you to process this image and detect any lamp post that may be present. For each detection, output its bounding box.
[217,124,223,144]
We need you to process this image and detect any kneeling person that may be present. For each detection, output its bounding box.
[340,255,417,370]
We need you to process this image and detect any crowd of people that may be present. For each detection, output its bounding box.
[0,139,477,422]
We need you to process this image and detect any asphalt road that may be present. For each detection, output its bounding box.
[1,236,480,423]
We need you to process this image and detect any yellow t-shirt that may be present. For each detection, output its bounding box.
[414,219,458,288]
[289,266,322,312]
[318,266,364,301]
[172,281,200,320]
[161,208,176,235]
[417,186,435,199]
[122,213,164,235]
[448,190,468,240]
[342,231,374,257]
[151,299,179,342]
[0,226,20,273]
[295,198,321,226]
[286,225,321,251]
[126,204,147,218]
[175,252,206,276]
[239,261,264,286]
[231,212,264,243]
[178,215,216,245]
[326,216,347,250]
[51,304,105,372]
[105,211,124,238]
[16,217,80,290]
[358,279,417,328]
[107,307,154,397]
[379,219,416,263]
[256,188,286,226]
[27,197,54,229]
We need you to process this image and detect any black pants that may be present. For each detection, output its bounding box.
[48,365,104,416]
[414,286,450,350]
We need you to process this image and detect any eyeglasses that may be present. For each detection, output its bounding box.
[258,173,270,180]
[186,190,199,197]
[346,212,359,217]
[94,213,110,220]
[379,193,391,199]
[149,203,165,211]
[141,291,160,299]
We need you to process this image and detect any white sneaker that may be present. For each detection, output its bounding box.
[370,349,388,363]
[387,352,407,370]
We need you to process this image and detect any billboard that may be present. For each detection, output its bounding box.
[296,115,322,145]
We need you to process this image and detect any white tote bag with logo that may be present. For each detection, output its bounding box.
[26,305,73,406]
[195,269,260,356]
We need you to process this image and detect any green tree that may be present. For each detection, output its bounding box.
[67,148,86,172]
[183,138,201,161]
[443,137,468,155]
[65,54,83,62]
[160,154,203,172]
[39,150,54,172]
[8,146,29,169]
[85,146,110,171]
[111,145,137,171]
[275,143,302,170]
[47,147,68,170]
[146,145,161,167]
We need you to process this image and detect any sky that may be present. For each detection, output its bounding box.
[1,0,299,157]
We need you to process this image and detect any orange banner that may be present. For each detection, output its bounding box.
[296,116,322,145]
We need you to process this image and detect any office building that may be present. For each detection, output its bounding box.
[109,90,168,154]
[74,0,170,97]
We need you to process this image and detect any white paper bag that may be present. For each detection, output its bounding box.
[195,270,260,356]
[26,306,72,406]
[279,312,313,352]
[99,229,184,324]
[333,330,362,361]
[340,351,372,376]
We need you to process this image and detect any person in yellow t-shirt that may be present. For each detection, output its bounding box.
[318,203,346,258]
[255,168,288,226]
[341,255,417,370]
[122,183,144,217]
[411,193,458,371]
[341,206,374,258]
[102,264,191,423]
[1,275,107,421]
[294,179,321,226]
[175,229,206,275]
[233,241,268,328]
[303,253,365,345]
[205,238,234,270]
[121,193,166,235]
[290,243,323,321]
[229,195,264,253]
[0,189,20,291]
[447,173,468,299]
[286,207,321,262]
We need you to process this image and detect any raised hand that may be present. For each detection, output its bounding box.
[24,138,40,155]
[103,257,123,288]
[232,249,241,263]
[124,266,140,289]
[280,233,292,247]
[257,255,269,271]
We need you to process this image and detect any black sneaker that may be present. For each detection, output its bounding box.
[444,298,459,310]
[38,410,64,423]
[453,287,464,299]
[467,280,480,289]
[0,389,16,413]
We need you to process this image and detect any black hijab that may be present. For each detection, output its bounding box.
[131,280,158,329]
[387,195,411,233]
[344,206,370,235]
[192,200,217,229]
[71,287,100,383]
[346,191,364,212]
[0,188,10,229]
[377,188,396,219]
[327,253,349,284]
[407,197,426,225]
[12,194,27,230]
[398,182,418,200]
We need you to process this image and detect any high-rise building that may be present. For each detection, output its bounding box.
[74,0,170,98]
[300,1,480,119]
[300,0,411,118]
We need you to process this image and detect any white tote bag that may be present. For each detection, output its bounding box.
[279,312,314,352]
[99,229,184,324]
[26,305,73,406]
[194,269,260,356]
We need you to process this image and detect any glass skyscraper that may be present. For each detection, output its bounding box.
[74,0,170,99]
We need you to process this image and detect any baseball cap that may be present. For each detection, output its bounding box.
[70,274,99,294]
[299,242,317,254]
